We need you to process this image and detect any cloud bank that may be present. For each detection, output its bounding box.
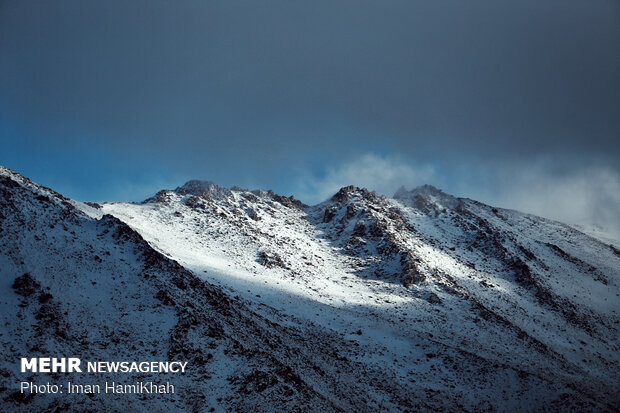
[469,164,620,242]
[297,154,620,242]
[296,154,439,205]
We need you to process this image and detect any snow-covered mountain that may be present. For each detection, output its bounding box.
[1,167,619,411]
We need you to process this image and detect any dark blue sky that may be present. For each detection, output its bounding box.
[1,1,619,232]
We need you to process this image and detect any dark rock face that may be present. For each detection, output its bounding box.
[401,252,425,287]
[323,207,336,223]
[247,207,260,221]
[174,180,233,199]
[12,273,40,297]
[353,221,366,237]
[271,194,306,209]
[512,257,535,287]
[143,189,174,204]
[184,195,204,209]
[258,251,287,269]
[330,186,380,207]
[84,201,102,209]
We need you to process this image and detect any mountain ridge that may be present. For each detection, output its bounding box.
[1,165,619,411]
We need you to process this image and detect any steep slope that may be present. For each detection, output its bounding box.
[0,167,426,412]
[97,179,620,411]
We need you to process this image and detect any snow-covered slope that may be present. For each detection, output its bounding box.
[96,179,619,411]
[1,167,619,411]
[0,167,424,412]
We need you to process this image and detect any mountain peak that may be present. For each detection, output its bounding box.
[393,184,461,212]
[0,165,28,186]
[330,185,380,205]
[393,184,444,198]
[174,179,232,199]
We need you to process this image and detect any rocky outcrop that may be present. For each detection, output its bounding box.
[174,180,233,199]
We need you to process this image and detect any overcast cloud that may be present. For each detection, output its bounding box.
[0,1,618,236]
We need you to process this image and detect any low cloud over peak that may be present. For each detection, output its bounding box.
[296,154,620,241]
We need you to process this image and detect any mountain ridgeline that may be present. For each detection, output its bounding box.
[1,167,618,412]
